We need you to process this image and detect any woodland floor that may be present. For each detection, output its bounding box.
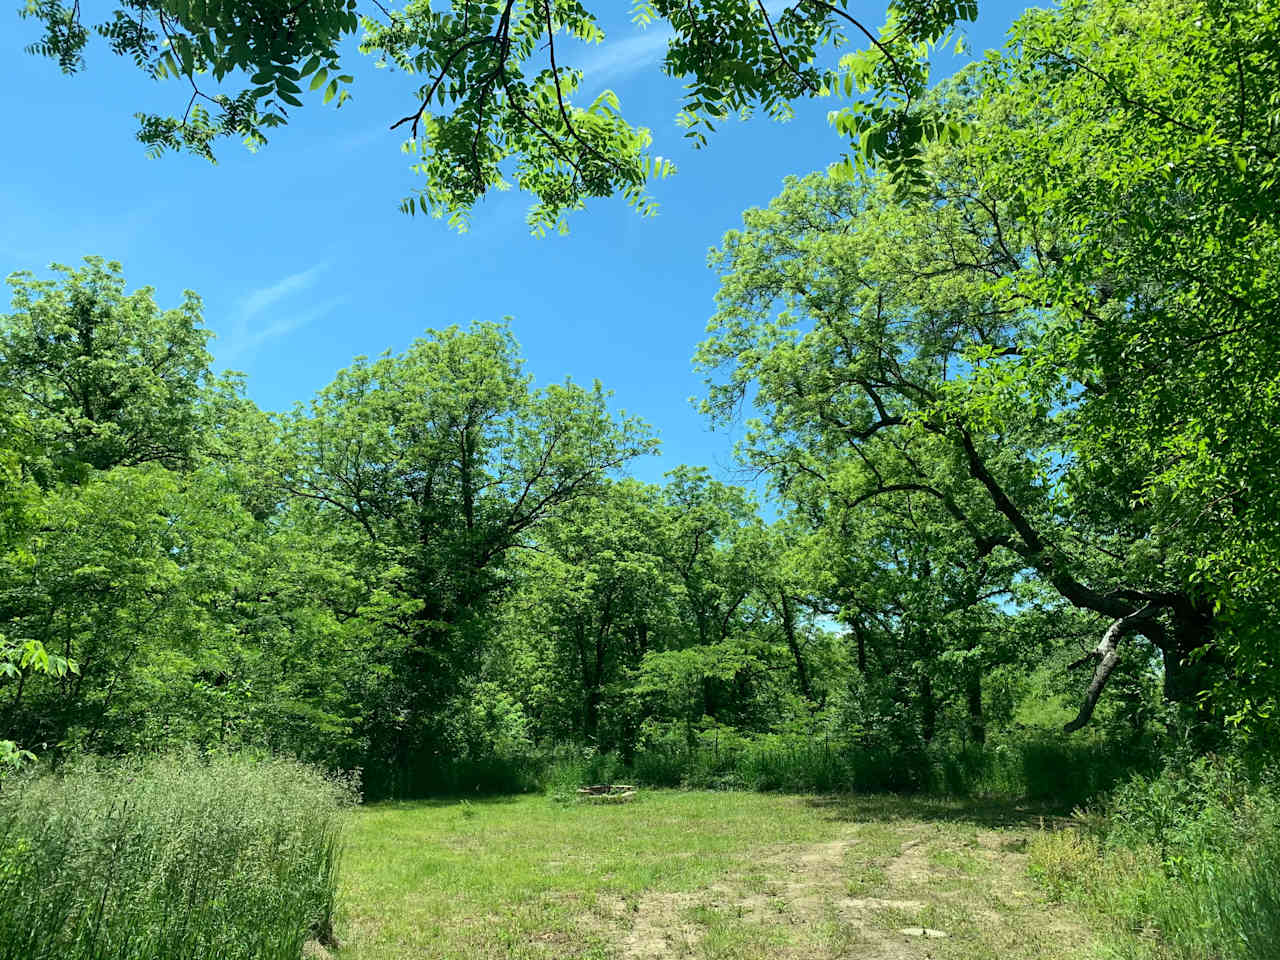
[330,791,1098,960]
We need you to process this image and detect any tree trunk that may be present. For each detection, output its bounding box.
[920,675,936,744]
[851,619,867,674]
[585,685,601,740]
[966,673,985,745]
[1160,605,1223,743]
[779,593,813,701]
[587,620,606,739]
[1162,604,1217,704]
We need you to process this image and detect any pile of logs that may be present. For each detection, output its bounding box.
[576,784,637,803]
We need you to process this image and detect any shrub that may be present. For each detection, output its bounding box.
[362,750,544,799]
[0,752,356,960]
[1027,828,1105,903]
[357,726,1155,806]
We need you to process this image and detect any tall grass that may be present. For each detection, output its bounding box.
[1144,834,1280,960]
[0,752,357,960]
[625,732,1150,806]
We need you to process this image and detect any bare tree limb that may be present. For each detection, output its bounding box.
[1063,605,1157,732]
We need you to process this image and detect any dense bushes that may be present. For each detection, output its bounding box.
[361,727,1156,808]
[0,753,356,960]
[1030,756,1280,960]
[363,752,544,799]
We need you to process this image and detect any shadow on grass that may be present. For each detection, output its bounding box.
[362,793,531,811]
[362,789,1076,830]
[800,793,1075,829]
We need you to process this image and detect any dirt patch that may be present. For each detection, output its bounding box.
[606,831,936,959]
[883,837,934,888]
[599,822,1095,960]
[617,892,704,959]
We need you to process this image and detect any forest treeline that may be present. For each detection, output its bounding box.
[0,259,1151,799]
[3,0,1278,802]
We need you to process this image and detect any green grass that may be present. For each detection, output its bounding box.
[0,753,355,960]
[337,790,1100,959]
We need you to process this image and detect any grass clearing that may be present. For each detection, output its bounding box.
[336,791,1098,960]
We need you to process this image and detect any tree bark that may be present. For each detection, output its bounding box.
[1063,606,1156,732]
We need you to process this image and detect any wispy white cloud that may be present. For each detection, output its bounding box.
[218,262,339,364]
[574,1,794,91]
[576,26,674,86]
[238,263,327,319]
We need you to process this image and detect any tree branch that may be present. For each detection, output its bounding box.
[756,0,817,92]
[801,0,910,112]
[542,0,623,175]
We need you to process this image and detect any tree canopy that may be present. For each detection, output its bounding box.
[20,0,977,230]
[699,0,1279,734]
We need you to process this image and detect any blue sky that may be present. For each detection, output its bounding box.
[2,2,1030,484]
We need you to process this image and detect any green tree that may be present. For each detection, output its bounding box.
[970,0,1280,732]
[497,480,675,747]
[0,260,228,756]
[0,258,212,486]
[697,0,1279,735]
[0,633,76,770]
[275,321,656,767]
[499,472,839,754]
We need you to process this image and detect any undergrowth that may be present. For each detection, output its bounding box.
[363,728,1155,809]
[1029,755,1280,960]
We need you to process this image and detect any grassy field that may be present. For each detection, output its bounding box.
[333,791,1098,960]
